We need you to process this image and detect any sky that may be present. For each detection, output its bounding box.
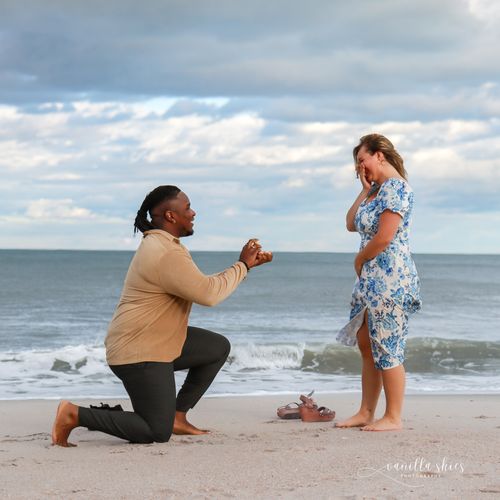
[0,0,499,253]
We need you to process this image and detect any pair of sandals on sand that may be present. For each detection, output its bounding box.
[276,391,335,422]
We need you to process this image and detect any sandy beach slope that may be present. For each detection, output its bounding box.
[0,394,499,499]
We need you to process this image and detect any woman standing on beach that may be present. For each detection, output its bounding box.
[336,134,421,431]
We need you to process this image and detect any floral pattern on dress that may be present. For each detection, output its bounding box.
[337,178,421,370]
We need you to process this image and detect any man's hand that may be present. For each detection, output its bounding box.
[239,239,272,269]
[254,250,273,267]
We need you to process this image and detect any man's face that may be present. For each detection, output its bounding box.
[167,192,196,237]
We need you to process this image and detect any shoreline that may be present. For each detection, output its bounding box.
[1,393,499,498]
[1,390,499,402]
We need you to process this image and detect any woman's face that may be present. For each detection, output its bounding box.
[356,145,382,184]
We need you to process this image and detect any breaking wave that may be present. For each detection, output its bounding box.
[1,338,498,398]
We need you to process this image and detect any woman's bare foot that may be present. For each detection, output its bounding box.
[51,401,79,447]
[361,416,402,432]
[335,410,374,428]
[173,411,210,435]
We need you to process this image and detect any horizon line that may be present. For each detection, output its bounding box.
[0,248,499,257]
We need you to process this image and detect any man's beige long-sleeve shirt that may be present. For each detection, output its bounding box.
[105,229,247,365]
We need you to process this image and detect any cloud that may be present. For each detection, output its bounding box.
[467,0,500,24]
[0,194,130,252]
[284,178,307,189]
[0,0,499,123]
[1,0,499,252]
[39,173,82,181]
[0,99,498,252]
[223,83,500,123]
[25,199,95,220]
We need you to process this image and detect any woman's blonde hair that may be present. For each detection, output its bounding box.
[353,134,407,180]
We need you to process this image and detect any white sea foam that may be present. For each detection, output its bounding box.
[0,344,107,375]
[0,344,114,398]
[1,340,499,399]
[227,343,306,370]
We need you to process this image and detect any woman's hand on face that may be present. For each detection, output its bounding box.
[354,253,365,277]
[356,165,371,192]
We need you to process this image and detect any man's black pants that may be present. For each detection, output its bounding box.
[78,326,230,443]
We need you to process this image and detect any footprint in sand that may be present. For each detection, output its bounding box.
[237,433,258,441]
[178,438,196,444]
[1,433,50,443]
[479,488,500,494]
[1,457,21,467]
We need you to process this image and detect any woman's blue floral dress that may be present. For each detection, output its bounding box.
[337,178,421,370]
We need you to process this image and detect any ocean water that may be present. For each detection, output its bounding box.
[0,250,499,399]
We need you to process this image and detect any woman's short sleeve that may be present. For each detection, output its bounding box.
[378,179,411,218]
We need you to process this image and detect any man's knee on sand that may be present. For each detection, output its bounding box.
[151,428,172,443]
[133,426,172,444]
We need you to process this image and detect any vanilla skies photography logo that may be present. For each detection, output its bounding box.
[358,457,466,487]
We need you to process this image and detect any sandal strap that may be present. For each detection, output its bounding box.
[277,402,300,410]
[317,406,334,416]
[299,393,316,408]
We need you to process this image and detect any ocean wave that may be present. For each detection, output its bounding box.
[227,338,500,375]
[0,338,498,399]
[227,343,306,370]
[1,338,499,378]
[0,344,111,380]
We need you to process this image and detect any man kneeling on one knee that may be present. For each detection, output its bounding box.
[52,185,272,446]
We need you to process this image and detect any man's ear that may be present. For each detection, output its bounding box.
[165,210,176,223]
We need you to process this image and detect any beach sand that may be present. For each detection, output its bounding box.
[0,394,499,499]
